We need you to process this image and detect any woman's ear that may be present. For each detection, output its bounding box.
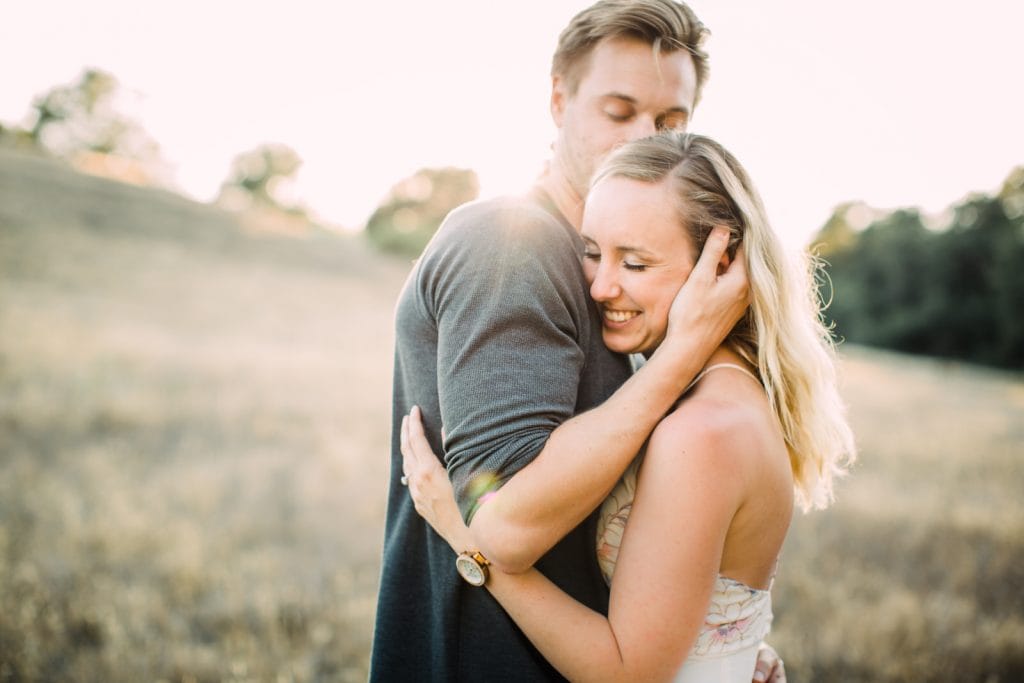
[717,250,732,277]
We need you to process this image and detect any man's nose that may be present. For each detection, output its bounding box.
[626,115,657,141]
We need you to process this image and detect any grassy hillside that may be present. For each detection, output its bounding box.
[0,149,410,682]
[1,149,1022,682]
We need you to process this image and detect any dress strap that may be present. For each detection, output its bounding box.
[683,363,761,395]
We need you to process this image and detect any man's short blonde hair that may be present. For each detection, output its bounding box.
[552,0,710,103]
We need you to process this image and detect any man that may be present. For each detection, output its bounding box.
[371,2,783,680]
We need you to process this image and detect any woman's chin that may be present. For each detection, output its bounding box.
[602,332,642,356]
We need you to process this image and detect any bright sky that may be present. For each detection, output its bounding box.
[2,1,1020,246]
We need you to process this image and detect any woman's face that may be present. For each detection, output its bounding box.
[581,176,696,356]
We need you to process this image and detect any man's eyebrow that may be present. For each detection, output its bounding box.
[602,92,638,104]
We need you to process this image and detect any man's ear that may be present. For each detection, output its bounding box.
[550,75,567,127]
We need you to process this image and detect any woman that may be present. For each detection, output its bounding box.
[400,132,855,682]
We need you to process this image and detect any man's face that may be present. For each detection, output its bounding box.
[552,36,698,197]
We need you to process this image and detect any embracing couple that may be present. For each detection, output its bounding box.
[371,1,854,681]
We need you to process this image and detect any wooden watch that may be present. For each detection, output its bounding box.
[455,550,490,587]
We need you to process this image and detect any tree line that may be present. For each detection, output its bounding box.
[813,167,1024,370]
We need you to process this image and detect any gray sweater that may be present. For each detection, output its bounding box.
[370,189,632,682]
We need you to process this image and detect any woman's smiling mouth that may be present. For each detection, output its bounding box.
[603,308,640,324]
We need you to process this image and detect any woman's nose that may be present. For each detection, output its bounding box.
[589,263,621,302]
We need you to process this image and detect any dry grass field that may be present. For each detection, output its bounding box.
[773,349,1024,680]
[1,148,1022,682]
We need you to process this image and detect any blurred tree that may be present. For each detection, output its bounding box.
[998,166,1024,223]
[26,68,160,164]
[994,167,1024,367]
[365,167,479,255]
[937,195,1024,366]
[828,209,936,352]
[218,143,305,215]
[813,166,1024,370]
[814,201,877,259]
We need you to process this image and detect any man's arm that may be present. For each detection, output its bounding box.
[424,201,596,523]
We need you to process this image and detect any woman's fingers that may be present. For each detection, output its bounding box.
[401,407,449,521]
[721,240,751,306]
[399,414,413,485]
[408,405,425,458]
[691,225,730,283]
[402,406,448,492]
[408,405,439,467]
[664,225,749,349]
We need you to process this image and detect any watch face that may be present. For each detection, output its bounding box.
[456,553,486,586]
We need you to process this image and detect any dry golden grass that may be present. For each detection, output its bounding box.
[0,149,408,682]
[1,148,1022,682]
[772,347,1024,681]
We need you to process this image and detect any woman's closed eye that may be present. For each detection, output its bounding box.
[584,251,648,272]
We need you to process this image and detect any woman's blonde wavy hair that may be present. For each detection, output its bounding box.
[593,132,856,510]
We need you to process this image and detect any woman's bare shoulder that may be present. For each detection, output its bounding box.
[638,403,746,514]
[650,392,766,462]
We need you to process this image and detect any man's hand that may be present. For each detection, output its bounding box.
[664,225,749,352]
[753,642,786,682]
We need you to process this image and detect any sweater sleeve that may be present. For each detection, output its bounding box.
[417,198,591,522]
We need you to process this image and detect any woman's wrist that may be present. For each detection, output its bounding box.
[443,514,476,554]
[644,335,706,391]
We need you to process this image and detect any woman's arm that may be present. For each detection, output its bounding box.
[402,404,748,682]
[465,228,748,572]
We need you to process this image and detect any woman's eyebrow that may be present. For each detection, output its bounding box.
[616,244,657,257]
[581,232,657,258]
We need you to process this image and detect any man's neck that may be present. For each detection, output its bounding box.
[538,160,585,232]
